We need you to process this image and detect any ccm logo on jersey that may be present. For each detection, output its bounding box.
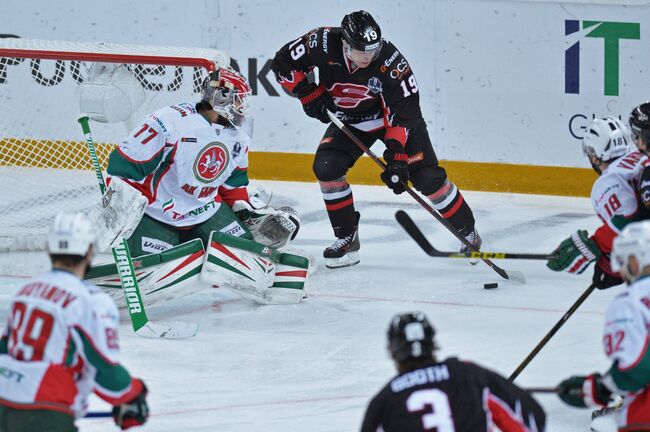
[327,83,373,108]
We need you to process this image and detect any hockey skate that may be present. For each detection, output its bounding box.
[324,212,360,269]
[460,228,482,265]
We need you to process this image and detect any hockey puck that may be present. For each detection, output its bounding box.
[483,283,499,289]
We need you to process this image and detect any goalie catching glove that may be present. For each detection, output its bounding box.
[87,178,147,251]
[232,199,300,248]
[546,230,601,274]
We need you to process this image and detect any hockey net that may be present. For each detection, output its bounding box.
[0,38,229,251]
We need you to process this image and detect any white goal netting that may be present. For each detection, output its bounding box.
[0,38,229,251]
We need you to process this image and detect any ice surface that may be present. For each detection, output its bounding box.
[0,180,620,431]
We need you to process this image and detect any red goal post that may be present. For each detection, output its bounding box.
[0,38,229,251]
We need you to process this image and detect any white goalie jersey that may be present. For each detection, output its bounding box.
[106,103,251,228]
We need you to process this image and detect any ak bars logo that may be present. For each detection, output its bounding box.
[564,20,639,96]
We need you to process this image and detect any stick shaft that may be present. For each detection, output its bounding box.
[508,284,597,381]
[78,116,150,333]
[328,112,511,280]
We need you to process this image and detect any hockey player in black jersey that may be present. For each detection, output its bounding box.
[271,10,480,268]
[361,312,546,432]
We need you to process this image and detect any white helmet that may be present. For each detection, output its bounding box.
[611,221,650,278]
[47,212,96,256]
[581,116,631,162]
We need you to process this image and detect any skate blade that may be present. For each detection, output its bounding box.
[325,252,360,269]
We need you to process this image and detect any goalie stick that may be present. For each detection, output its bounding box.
[78,116,198,339]
[393,209,526,283]
[327,111,518,282]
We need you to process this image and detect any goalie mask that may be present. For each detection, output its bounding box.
[387,312,436,364]
[201,67,252,123]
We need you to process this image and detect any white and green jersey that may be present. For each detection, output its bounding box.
[590,151,648,255]
[603,276,650,427]
[107,103,250,227]
[0,269,142,418]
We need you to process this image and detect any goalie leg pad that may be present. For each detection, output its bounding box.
[201,231,309,304]
[85,239,205,307]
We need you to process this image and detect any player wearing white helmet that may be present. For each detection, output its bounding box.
[557,220,650,430]
[547,115,649,289]
[0,212,148,431]
[90,66,311,306]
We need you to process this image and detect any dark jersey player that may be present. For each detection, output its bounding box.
[271,10,481,269]
[361,312,546,432]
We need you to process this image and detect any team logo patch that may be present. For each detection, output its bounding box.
[193,142,230,183]
[328,83,373,109]
[367,77,383,94]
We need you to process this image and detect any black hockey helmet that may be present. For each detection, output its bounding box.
[341,11,383,55]
[387,312,436,364]
[629,102,650,150]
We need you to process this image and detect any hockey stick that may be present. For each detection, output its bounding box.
[523,387,558,394]
[78,116,198,339]
[326,111,520,283]
[394,210,526,283]
[508,283,597,381]
[396,211,555,261]
[85,411,112,418]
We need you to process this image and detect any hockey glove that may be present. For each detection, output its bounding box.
[112,380,149,430]
[592,261,623,290]
[557,373,613,408]
[297,83,334,124]
[546,230,601,274]
[88,178,148,251]
[380,140,409,195]
[232,200,300,248]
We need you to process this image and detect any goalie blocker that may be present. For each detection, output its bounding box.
[86,231,310,306]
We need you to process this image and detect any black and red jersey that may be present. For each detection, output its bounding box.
[271,27,423,147]
[361,357,546,432]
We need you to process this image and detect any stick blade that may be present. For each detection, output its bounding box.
[395,210,436,255]
[135,320,199,339]
[504,270,527,284]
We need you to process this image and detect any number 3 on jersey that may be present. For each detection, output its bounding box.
[8,302,55,361]
[407,389,455,431]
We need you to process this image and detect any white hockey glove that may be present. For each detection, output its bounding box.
[231,199,300,248]
[88,178,148,251]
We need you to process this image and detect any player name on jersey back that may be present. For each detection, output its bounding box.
[390,364,450,393]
